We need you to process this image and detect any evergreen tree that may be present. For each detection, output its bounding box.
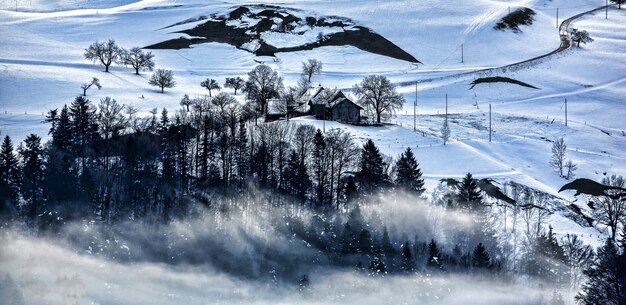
[312,130,328,206]
[369,256,386,274]
[356,229,373,253]
[358,139,387,191]
[69,96,98,170]
[0,136,21,213]
[285,150,310,197]
[530,226,570,287]
[235,120,249,186]
[457,173,482,211]
[394,147,425,195]
[576,239,625,305]
[19,134,46,227]
[52,105,73,151]
[427,239,443,270]
[344,176,358,204]
[381,226,395,255]
[472,243,491,269]
[401,240,415,271]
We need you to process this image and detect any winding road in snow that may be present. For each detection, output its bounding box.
[400,4,611,87]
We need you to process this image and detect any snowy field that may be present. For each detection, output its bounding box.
[0,1,625,302]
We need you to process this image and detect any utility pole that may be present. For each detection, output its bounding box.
[414,83,417,132]
[556,8,559,28]
[565,98,568,126]
[489,104,492,142]
[461,44,464,63]
[445,94,448,145]
[508,6,511,14]
[607,0,609,19]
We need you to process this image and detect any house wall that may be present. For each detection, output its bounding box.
[331,102,360,123]
[311,104,326,119]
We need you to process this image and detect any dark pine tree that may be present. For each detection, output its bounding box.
[285,150,310,198]
[472,243,491,269]
[358,139,387,192]
[401,240,415,271]
[457,172,482,211]
[235,120,249,187]
[19,134,46,227]
[427,239,444,270]
[0,136,21,215]
[530,226,570,287]
[394,147,425,195]
[381,226,396,256]
[576,238,625,305]
[51,105,73,151]
[312,130,327,206]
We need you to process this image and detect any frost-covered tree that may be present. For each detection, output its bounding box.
[149,69,175,93]
[302,59,322,83]
[550,138,567,177]
[180,94,192,112]
[81,77,101,96]
[575,239,625,305]
[224,77,245,95]
[354,75,405,123]
[200,78,221,97]
[561,234,594,290]
[122,47,155,75]
[594,175,626,240]
[441,118,451,145]
[569,28,594,47]
[84,39,123,72]
[394,147,425,195]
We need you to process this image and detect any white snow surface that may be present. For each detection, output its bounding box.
[0,0,624,247]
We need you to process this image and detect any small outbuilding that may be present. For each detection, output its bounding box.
[305,86,363,124]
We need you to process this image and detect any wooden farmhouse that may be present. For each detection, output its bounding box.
[304,86,363,124]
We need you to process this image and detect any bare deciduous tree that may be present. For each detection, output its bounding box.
[302,59,322,83]
[84,39,123,72]
[180,94,192,112]
[243,64,283,117]
[353,75,405,123]
[224,77,245,95]
[201,78,221,97]
[565,160,578,180]
[149,69,175,93]
[122,47,155,75]
[81,77,101,96]
[550,138,567,177]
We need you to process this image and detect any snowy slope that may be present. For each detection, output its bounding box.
[0,0,624,246]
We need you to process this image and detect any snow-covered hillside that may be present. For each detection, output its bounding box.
[1,1,626,304]
[0,0,624,243]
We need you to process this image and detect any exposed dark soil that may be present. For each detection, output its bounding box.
[145,5,420,64]
[470,76,539,89]
[494,8,536,33]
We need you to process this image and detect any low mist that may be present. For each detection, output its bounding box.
[0,192,571,305]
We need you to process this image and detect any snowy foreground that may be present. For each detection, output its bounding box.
[0,0,625,304]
